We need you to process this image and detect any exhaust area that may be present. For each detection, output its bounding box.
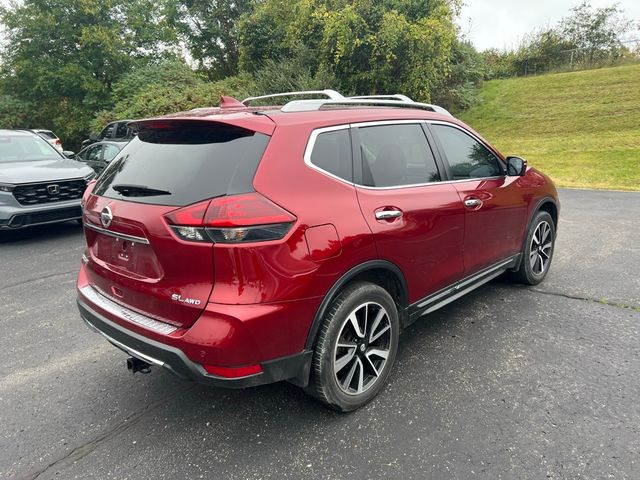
[127,357,152,374]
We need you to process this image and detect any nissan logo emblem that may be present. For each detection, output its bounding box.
[101,206,113,228]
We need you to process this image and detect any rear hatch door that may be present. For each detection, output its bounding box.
[82,118,272,328]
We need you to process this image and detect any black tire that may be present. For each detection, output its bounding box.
[307,281,399,412]
[511,210,556,285]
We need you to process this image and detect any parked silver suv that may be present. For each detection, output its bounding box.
[0,130,95,229]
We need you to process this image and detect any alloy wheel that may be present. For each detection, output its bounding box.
[332,302,392,395]
[530,220,553,275]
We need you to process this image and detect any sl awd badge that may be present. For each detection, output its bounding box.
[171,294,202,306]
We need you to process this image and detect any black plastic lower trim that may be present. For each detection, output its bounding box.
[406,254,520,323]
[6,206,82,228]
[77,298,312,389]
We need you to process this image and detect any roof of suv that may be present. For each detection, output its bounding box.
[128,91,489,148]
[135,107,458,137]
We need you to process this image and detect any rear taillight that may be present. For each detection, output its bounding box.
[165,193,296,244]
[55,139,61,145]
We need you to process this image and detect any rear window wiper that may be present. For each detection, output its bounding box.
[112,184,172,197]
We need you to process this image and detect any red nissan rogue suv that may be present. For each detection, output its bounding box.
[77,90,559,411]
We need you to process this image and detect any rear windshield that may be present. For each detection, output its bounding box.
[93,122,270,206]
[0,134,61,163]
[36,130,56,139]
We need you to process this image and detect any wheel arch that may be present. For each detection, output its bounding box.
[537,198,558,229]
[512,196,558,271]
[304,260,409,352]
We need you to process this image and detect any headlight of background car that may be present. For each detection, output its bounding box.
[0,183,15,192]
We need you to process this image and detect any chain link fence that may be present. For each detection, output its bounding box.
[513,38,640,76]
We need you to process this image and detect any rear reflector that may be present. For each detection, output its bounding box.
[203,363,263,378]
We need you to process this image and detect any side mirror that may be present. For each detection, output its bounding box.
[63,150,76,159]
[506,156,527,176]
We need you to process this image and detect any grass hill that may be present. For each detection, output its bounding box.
[459,64,640,191]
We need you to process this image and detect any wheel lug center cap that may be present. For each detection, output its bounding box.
[359,343,366,352]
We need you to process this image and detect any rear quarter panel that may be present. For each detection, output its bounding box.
[209,122,378,306]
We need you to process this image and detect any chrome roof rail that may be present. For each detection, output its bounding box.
[240,89,451,116]
[242,89,344,105]
[281,98,452,116]
[349,94,414,103]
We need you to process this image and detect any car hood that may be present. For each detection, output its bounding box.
[0,158,93,184]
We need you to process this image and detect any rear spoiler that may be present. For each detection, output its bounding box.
[128,115,276,137]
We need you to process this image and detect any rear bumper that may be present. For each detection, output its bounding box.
[77,297,313,388]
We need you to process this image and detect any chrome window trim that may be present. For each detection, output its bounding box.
[352,119,427,128]
[303,124,355,186]
[303,119,507,190]
[83,222,150,244]
[355,176,505,190]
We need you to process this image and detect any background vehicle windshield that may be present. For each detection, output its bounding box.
[36,130,57,140]
[0,134,62,163]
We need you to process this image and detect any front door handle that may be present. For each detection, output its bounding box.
[464,198,482,208]
[375,210,402,220]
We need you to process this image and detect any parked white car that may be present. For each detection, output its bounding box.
[33,129,63,153]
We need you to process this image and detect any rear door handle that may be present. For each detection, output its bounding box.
[464,198,482,208]
[375,210,402,220]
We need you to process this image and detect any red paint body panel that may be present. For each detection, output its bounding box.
[454,176,529,275]
[82,194,214,327]
[77,106,560,378]
[304,224,342,261]
[77,264,321,364]
[355,184,465,303]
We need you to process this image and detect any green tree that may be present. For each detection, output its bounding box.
[561,2,634,65]
[238,0,460,102]
[432,39,485,112]
[0,0,176,146]
[169,0,256,79]
[95,59,254,127]
[0,95,32,128]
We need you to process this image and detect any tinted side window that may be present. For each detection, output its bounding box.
[309,129,352,182]
[115,122,129,138]
[358,124,440,187]
[76,147,89,161]
[432,124,503,179]
[103,144,120,161]
[86,145,102,161]
[99,124,114,140]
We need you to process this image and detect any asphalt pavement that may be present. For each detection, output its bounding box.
[1,188,639,480]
